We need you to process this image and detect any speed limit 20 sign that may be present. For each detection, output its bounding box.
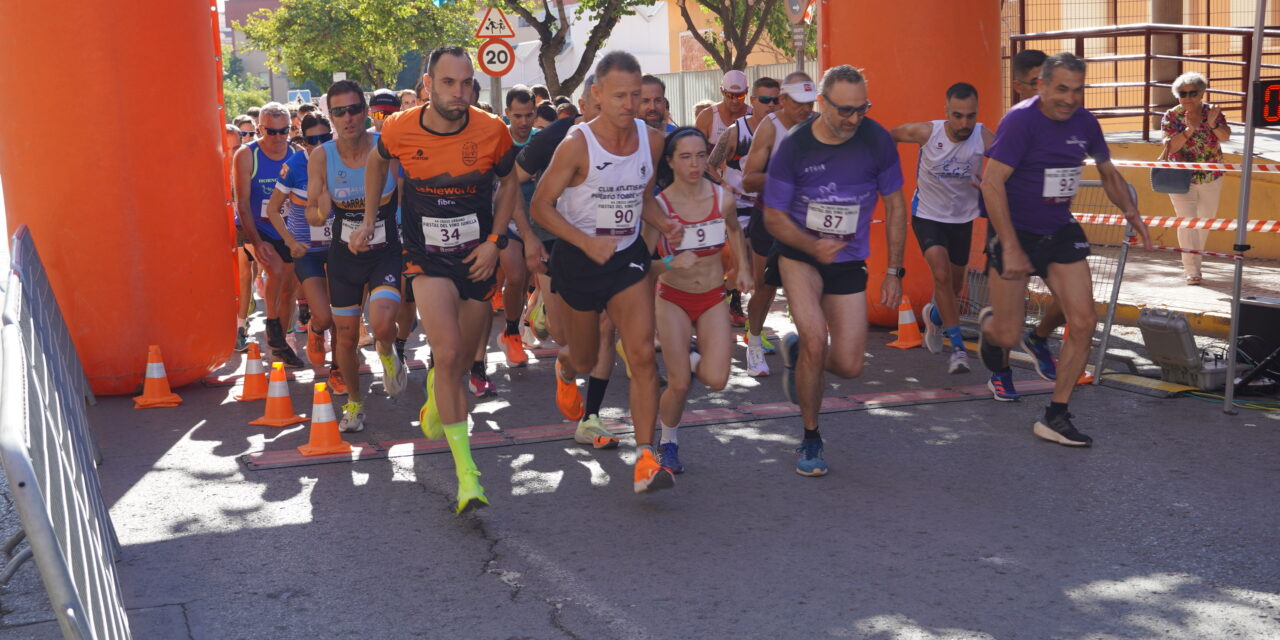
[478,39,515,77]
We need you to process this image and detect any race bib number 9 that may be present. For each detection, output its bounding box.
[422,214,482,253]
[595,198,641,237]
[1042,166,1082,200]
[676,218,727,252]
[805,202,858,239]
[340,219,386,247]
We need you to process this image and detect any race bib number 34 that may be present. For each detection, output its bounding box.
[676,218,726,252]
[805,202,858,239]
[422,214,481,253]
[1042,166,1082,201]
[595,200,640,237]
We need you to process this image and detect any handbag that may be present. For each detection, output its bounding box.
[1150,138,1191,195]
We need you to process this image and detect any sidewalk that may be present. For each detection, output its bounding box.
[1107,250,1280,336]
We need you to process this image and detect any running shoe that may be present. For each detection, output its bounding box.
[689,349,702,376]
[555,361,585,420]
[395,338,407,365]
[234,327,249,352]
[948,348,971,375]
[273,347,306,369]
[490,288,504,313]
[381,351,407,396]
[501,332,528,368]
[265,318,287,350]
[298,303,311,328]
[328,368,348,396]
[1021,330,1058,381]
[418,368,444,439]
[746,343,770,377]
[1033,411,1092,447]
[729,308,748,328]
[339,401,365,433]
[976,307,1006,372]
[455,469,490,514]
[658,442,684,474]
[633,447,675,493]
[922,302,944,354]
[574,414,619,449]
[468,369,496,398]
[795,438,828,477]
[616,339,632,379]
[780,332,799,404]
[760,331,776,355]
[293,318,306,334]
[987,370,1020,402]
[307,329,326,368]
[528,296,548,339]
[520,322,541,350]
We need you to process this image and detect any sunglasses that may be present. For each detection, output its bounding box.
[304,132,334,146]
[1178,90,1201,98]
[723,91,747,102]
[369,110,394,121]
[823,94,872,118]
[756,96,779,105]
[238,130,255,138]
[262,126,291,136]
[329,103,366,118]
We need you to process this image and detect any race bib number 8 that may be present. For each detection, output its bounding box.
[308,222,332,245]
[805,202,858,239]
[676,218,726,252]
[340,219,386,247]
[595,199,641,237]
[422,214,482,253]
[1042,166,1082,200]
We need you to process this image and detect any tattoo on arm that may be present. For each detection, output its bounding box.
[708,126,735,169]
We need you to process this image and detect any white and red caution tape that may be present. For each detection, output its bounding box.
[1074,213,1280,233]
[1089,158,1280,172]
[1122,238,1245,260]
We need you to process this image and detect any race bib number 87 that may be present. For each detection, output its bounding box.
[805,202,858,239]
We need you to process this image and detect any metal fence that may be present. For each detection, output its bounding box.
[0,226,130,639]
[654,61,821,127]
[959,181,1136,380]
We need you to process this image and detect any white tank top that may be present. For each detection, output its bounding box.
[912,120,985,224]
[710,107,730,143]
[766,113,790,158]
[722,116,757,209]
[557,118,653,252]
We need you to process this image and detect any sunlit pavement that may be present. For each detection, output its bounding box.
[2,310,1278,639]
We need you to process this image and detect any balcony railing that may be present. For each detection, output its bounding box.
[1011,23,1280,141]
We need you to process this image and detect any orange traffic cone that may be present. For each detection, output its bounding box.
[134,345,183,408]
[249,362,307,427]
[886,296,923,349]
[297,383,352,457]
[1061,324,1095,385]
[235,342,269,402]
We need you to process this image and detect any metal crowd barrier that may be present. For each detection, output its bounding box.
[959,181,1137,382]
[0,226,131,639]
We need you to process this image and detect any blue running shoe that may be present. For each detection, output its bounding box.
[795,438,828,477]
[987,370,1020,402]
[1020,330,1058,381]
[780,332,799,404]
[658,442,684,474]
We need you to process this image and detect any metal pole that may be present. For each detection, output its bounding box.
[491,75,501,111]
[1222,0,1267,414]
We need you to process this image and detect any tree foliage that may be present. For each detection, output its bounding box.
[499,0,657,97]
[237,0,478,91]
[678,0,814,71]
[223,54,270,120]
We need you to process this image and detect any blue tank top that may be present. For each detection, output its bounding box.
[322,134,399,248]
[248,141,295,240]
[275,152,331,252]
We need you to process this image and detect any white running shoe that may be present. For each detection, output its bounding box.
[922,302,943,354]
[381,352,407,397]
[339,401,366,433]
[948,348,971,374]
[746,343,770,377]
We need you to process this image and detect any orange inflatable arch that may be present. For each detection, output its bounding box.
[819,0,1001,326]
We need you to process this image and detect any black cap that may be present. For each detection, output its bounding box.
[369,88,400,110]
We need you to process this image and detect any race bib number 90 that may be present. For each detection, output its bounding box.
[340,219,387,247]
[422,214,482,253]
[805,202,858,239]
[595,199,641,237]
[676,218,726,252]
[1042,166,1082,201]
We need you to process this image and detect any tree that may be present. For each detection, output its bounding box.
[499,0,658,97]
[676,0,788,71]
[237,0,477,91]
[222,54,270,121]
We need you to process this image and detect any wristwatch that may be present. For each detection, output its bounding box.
[886,266,905,278]
[486,233,509,250]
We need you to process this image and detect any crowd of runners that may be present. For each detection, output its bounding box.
[226,46,1154,514]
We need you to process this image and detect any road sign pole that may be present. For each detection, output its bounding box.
[491,75,501,110]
